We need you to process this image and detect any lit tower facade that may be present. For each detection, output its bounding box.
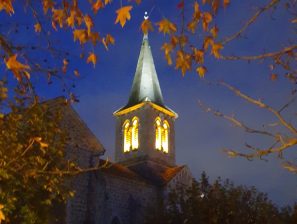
[114,34,178,166]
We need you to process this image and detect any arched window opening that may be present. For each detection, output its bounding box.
[123,120,131,152]
[155,117,162,150]
[131,117,139,150]
[162,121,169,153]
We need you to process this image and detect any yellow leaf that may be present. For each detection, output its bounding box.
[5,54,31,82]
[223,0,230,8]
[92,0,104,13]
[87,52,97,67]
[210,25,218,38]
[141,19,154,34]
[115,6,133,27]
[156,19,177,35]
[196,66,207,78]
[0,0,14,15]
[175,51,191,76]
[211,42,223,58]
[0,204,5,222]
[42,0,54,14]
[102,34,115,50]
[84,15,93,35]
[34,23,42,33]
[193,1,201,20]
[187,20,198,33]
[67,9,83,28]
[161,43,173,65]
[193,48,204,64]
[203,36,213,50]
[52,8,66,28]
[73,29,88,44]
[202,12,212,31]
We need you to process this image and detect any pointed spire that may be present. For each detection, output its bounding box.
[125,33,165,108]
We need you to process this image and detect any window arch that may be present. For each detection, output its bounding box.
[131,117,139,150]
[155,117,170,153]
[123,120,131,152]
[155,117,162,150]
[162,121,169,153]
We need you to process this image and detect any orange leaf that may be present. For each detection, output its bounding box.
[156,19,177,35]
[92,0,104,13]
[42,0,54,14]
[34,23,42,33]
[141,19,154,34]
[210,25,218,38]
[175,51,191,76]
[5,54,31,82]
[211,42,223,58]
[187,20,198,33]
[87,53,97,67]
[84,15,94,35]
[193,1,201,20]
[203,36,213,50]
[161,43,173,65]
[67,9,83,28]
[270,73,278,81]
[115,6,133,27]
[211,0,220,14]
[0,204,5,222]
[202,12,212,31]
[89,32,101,45]
[193,48,204,64]
[52,8,66,28]
[223,0,230,8]
[102,34,115,50]
[196,66,207,78]
[73,29,88,44]
[0,0,14,15]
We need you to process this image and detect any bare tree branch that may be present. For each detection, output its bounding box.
[220,81,297,135]
[222,0,280,45]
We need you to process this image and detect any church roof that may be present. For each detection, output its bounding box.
[123,34,165,109]
[101,159,185,186]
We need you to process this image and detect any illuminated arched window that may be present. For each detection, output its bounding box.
[155,117,162,150]
[123,120,131,152]
[131,117,139,150]
[162,121,169,153]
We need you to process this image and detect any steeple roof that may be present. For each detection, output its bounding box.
[125,34,164,108]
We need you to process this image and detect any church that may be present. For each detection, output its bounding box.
[57,33,192,224]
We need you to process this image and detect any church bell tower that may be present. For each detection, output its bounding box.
[113,34,178,166]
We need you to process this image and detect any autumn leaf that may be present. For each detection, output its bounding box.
[212,0,220,14]
[62,59,68,74]
[187,20,198,33]
[202,12,212,31]
[87,52,97,67]
[171,36,179,47]
[203,36,213,50]
[42,0,54,14]
[141,19,154,34]
[73,29,88,44]
[105,0,112,5]
[52,8,66,28]
[193,1,201,20]
[84,15,94,35]
[210,25,218,38]
[67,9,83,28]
[0,0,14,15]
[270,73,278,81]
[176,51,191,76]
[102,34,115,50]
[92,0,104,13]
[161,43,173,65]
[34,23,42,33]
[115,6,133,27]
[135,0,142,4]
[5,54,31,82]
[89,32,101,45]
[74,69,80,77]
[0,204,5,222]
[223,0,230,8]
[193,48,204,64]
[196,66,207,78]
[156,19,177,35]
[211,42,223,58]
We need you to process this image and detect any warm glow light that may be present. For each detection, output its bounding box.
[131,117,139,150]
[162,121,169,153]
[123,120,131,152]
[155,118,162,150]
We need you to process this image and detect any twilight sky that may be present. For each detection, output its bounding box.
[1,0,296,206]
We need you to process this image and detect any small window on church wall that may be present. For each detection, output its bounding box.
[123,120,131,152]
[155,118,162,150]
[131,117,139,150]
[162,121,169,153]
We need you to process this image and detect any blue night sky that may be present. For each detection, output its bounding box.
[1,0,296,206]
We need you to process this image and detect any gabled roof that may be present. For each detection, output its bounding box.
[123,34,165,109]
[44,97,105,153]
[101,159,184,187]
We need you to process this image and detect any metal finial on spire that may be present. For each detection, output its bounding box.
[144,11,149,20]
